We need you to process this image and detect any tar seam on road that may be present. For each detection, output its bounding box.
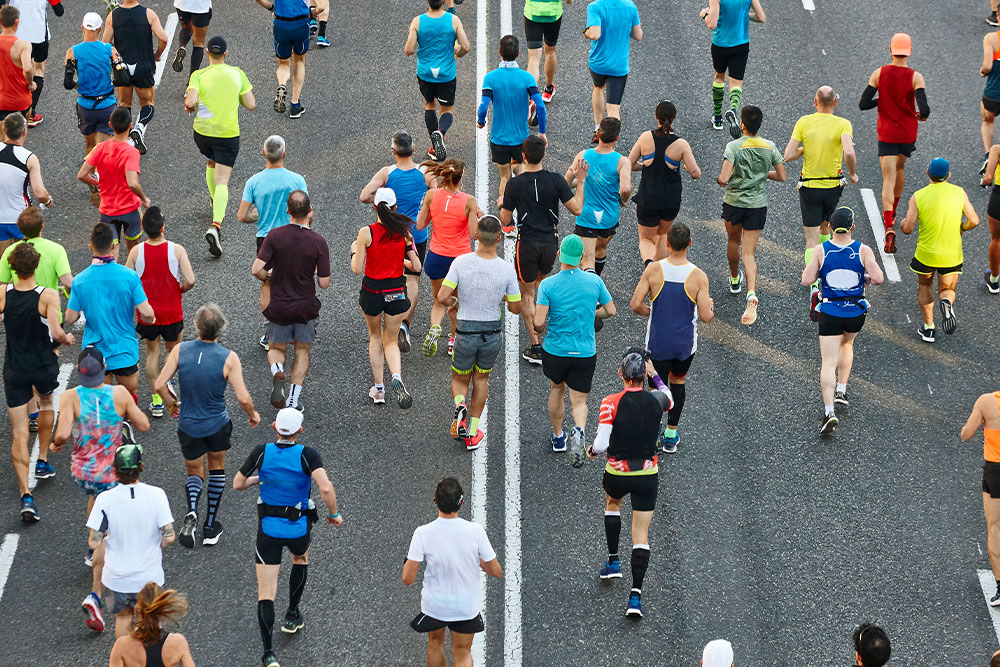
[977,569,1000,644]
[0,534,19,602]
[28,362,74,491]
[860,187,901,282]
[153,13,180,88]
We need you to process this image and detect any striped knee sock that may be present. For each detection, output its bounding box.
[185,475,203,514]
[204,470,226,528]
[728,87,742,112]
[712,82,724,117]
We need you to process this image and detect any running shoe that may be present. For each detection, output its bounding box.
[84,548,94,567]
[309,18,318,35]
[454,0,463,4]
[121,420,135,444]
[270,370,288,408]
[834,391,849,406]
[599,559,622,579]
[149,399,164,418]
[202,521,223,546]
[129,124,147,155]
[989,10,999,26]
[820,412,838,435]
[724,108,740,139]
[918,325,936,343]
[447,335,456,357]
[167,379,179,402]
[259,334,270,350]
[594,316,604,333]
[465,429,484,451]
[528,99,538,127]
[179,510,197,549]
[398,321,412,353]
[712,115,723,131]
[986,271,1000,294]
[741,293,759,325]
[34,460,55,479]
[809,284,821,322]
[391,377,412,409]
[658,429,679,454]
[317,36,331,47]
[430,130,447,161]
[422,324,441,357]
[262,650,280,667]
[939,298,957,334]
[625,595,643,618]
[82,592,105,632]
[426,145,439,161]
[368,385,386,404]
[171,46,186,72]
[990,590,1000,606]
[274,85,288,113]
[28,412,37,432]
[452,402,469,439]
[883,227,896,254]
[551,430,567,453]
[26,113,42,128]
[19,494,38,522]
[541,84,555,103]
[289,102,305,119]
[729,270,743,294]
[522,344,542,365]
[205,226,222,257]
[568,426,585,468]
[281,609,305,634]
[591,129,600,145]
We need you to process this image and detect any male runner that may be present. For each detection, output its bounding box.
[524,0,565,108]
[77,108,149,256]
[171,0,212,77]
[900,158,978,342]
[103,0,168,154]
[437,215,521,449]
[534,234,615,456]
[256,0,314,118]
[858,32,929,254]
[584,0,640,142]
[716,104,785,325]
[801,208,884,435]
[310,0,330,48]
[185,36,255,257]
[233,407,343,667]
[0,6,34,121]
[0,112,51,254]
[980,143,1000,292]
[404,0,470,161]
[11,0,62,126]
[1,242,73,521]
[701,0,764,138]
[853,624,891,666]
[155,302,260,548]
[784,86,857,319]
[961,388,1000,606]
[565,116,631,279]
[501,135,585,364]
[65,13,117,163]
[982,28,1000,174]
[477,35,546,207]
[587,348,671,618]
[629,223,713,453]
[360,131,432,351]
[124,208,196,417]
[252,190,330,411]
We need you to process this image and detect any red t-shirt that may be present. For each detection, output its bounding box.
[85,139,141,216]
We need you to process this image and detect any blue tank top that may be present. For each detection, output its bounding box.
[818,240,868,317]
[646,260,698,360]
[259,442,312,538]
[987,35,1000,100]
[72,42,115,110]
[416,13,456,83]
[274,0,309,20]
[177,340,231,438]
[712,0,752,47]
[576,148,622,230]
[386,165,429,243]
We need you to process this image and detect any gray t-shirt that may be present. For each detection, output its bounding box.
[722,135,782,209]
[443,252,520,322]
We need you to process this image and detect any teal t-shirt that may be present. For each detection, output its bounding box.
[537,269,612,358]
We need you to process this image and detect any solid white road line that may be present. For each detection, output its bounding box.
[801,0,816,10]
[0,534,18,602]
[860,187,901,283]
[27,362,73,492]
[153,13,180,88]
[977,569,1000,643]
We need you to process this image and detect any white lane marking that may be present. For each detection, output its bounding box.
[927,383,933,395]
[978,569,1000,643]
[27,362,73,491]
[0,534,19,602]
[860,188,901,283]
[905,314,911,324]
[500,0,512,33]
[821,49,826,56]
[802,0,815,10]
[153,13,179,87]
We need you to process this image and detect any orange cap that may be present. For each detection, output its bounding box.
[890,32,912,56]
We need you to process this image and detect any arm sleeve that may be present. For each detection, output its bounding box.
[531,91,547,134]
[406,527,425,562]
[155,488,174,526]
[859,85,878,110]
[477,525,497,562]
[301,446,324,475]
[315,238,331,279]
[915,88,929,118]
[477,91,492,126]
[651,389,674,412]
[238,444,267,477]
[130,275,147,307]
[591,422,613,454]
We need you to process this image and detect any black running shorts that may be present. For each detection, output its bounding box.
[359,286,410,317]
[541,350,596,393]
[722,203,767,231]
[989,186,1000,221]
[418,77,457,107]
[798,185,844,228]
[710,42,749,80]
[636,205,680,228]
[524,16,561,49]
[136,320,183,342]
[177,8,212,27]
[411,612,484,635]
[256,529,310,565]
[877,141,915,158]
[984,463,1000,498]
[178,420,233,460]
[651,354,694,380]
[817,311,866,336]
[490,142,524,165]
[589,70,627,105]
[30,41,48,63]
[2,367,57,408]
[193,131,240,167]
[573,223,617,239]
[603,471,658,512]
[909,257,962,276]
[514,240,556,283]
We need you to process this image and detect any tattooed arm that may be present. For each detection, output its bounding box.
[160,523,176,549]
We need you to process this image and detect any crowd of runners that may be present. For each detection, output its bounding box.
[0,0,998,664]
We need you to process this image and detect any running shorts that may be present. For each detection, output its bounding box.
[359,286,410,317]
[417,77,457,107]
[452,326,502,374]
[267,318,318,344]
[710,42,749,80]
[0,109,28,121]
[589,70,627,105]
[105,364,138,377]
[2,366,57,408]
[177,8,212,27]
[722,203,766,231]
[411,612,484,635]
[798,185,844,228]
[909,257,962,276]
[74,477,117,496]
[30,41,48,63]
[124,63,155,89]
[817,311,866,336]
[109,589,139,614]
[0,222,22,242]
[193,131,240,168]
[573,223,617,239]
[877,141,915,158]
[490,142,524,165]
[541,350,596,393]
[178,419,233,460]
[76,103,115,136]
[989,185,1000,220]
[651,355,694,380]
[273,17,310,59]
[423,250,457,280]
[524,16,561,49]
[256,529,310,565]
[636,205,680,227]
[136,320,183,342]
[984,462,1000,498]
[404,239,427,277]
[101,210,142,242]
[514,239,556,283]
[602,471,658,512]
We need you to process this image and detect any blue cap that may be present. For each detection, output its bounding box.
[928,157,950,179]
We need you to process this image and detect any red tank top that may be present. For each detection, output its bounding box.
[0,36,30,112]
[363,222,406,283]
[876,65,918,144]
[428,189,472,257]
[135,241,183,325]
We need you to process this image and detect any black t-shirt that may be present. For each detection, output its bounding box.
[239,441,324,477]
[501,169,574,244]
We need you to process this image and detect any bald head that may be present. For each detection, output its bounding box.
[990,649,1000,667]
[815,86,838,110]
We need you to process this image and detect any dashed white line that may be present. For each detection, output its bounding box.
[978,569,1000,643]
[927,383,933,396]
[28,362,73,491]
[860,188,901,283]
[153,13,179,88]
[802,0,815,10]
[0,534,19,602]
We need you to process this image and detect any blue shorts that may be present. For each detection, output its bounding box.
[273,18,310,59]
[0,223,22,242]
[423,250,456,280]
[100,209,142,242]
[74,477,117,496]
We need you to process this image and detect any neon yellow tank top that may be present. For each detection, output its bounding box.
[913,181,966,268]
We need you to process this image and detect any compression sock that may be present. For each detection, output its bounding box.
[30,76,43,115]
[270,362,284,376]
[138,104,154,129]
[728,87,742,112]
[594,257,606,276]
[469,416,479,435]
[204,470,226,528]
[667,382,685,428]
[818,233,831,245]
[439,112,454,135]
[178,26,192,47]
[804,246,815,266]
[205,166,216,198]
[424,110,439,139]
[185,475,203,514]
[712,82,724,117]
[836,383,847,393]
[318,20,327,37]
[631,544,650,592]
[287,384,302,408]
[257,600,275,651]
[190,46,204,72]
[882,209,894,229]
[288,564,308,614]
[892,196,900,219]
[604,511,621,560]
[212,183,228,225]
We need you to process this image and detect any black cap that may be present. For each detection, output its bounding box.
[830,206,854,232]
[206,36,227,55]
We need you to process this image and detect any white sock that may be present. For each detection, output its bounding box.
[287,384,302,407]
[825,405,835,416]
[374,383,384,391]
[836,383,847,393]
[270,362,283,376]
[391,373,402,382]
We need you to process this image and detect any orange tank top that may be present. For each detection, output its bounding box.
[0,35,30,112]
[428,189,471,258]
[985,392,1000,463]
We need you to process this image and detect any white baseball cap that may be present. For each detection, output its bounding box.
[82,12,103,30]
[275,407,303,436]
[374,187,396,207]
[702,639,734,667]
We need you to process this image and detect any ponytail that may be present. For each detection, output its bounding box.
[654,100,676,137]
[375,201,414,240]
[420,157,466,189]
[131,582,189,647]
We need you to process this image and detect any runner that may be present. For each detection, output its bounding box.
[255,0,314,118]
[628,100,701,265]
[171,0,212,77]
[154,302,261,548]
[477,34,546,207]
[784,85,858,320]
[0,242,73,522]
[184,36,255,257]
[899,158,978,342]
[0,112,51,254]
[10,0,62,126]
[83,444,173,637]
[403,477,502,667]
[103,0,168,155]
[534,234,615,455]
[350,187,421,409]
[982,28,1000,174]
[0,6,34,121]
[65,13,117,167]
[565,116,631,279]
[715,104,785,325]
[108,583,195,667]
[853,624,891,666]
[415,158,478,359]
[961,388,1000,606]
[523,0,564,108]
[584,0,641,142]
[233,407,344,667]
[404,0,470,161]
[801,207,884,435]
[629,222,713,453]
[77,108,148,258]
[500,135,585,364]
[360,131,432,352]
[436,215,521,449]
[700,0,765,138]
[252,190,330,411]
[309,0,330,48]
[124,208,196,418]
[858,32,929,254]
[979,143,1000,292]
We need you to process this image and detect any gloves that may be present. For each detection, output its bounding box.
[52,2,64,16]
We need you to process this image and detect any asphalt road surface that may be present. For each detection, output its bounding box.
[0,0,997,665]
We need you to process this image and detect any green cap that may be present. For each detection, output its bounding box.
[114,444,143,471]
[559,234,584,266]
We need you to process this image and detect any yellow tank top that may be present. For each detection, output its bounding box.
[985,392,1000,463]
[913,181,966,268]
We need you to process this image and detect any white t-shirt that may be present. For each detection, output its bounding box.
[10,0,48,44]
[407,517,496,622]
[174,0,212,13]
[443,253,520,323]
[86,482,174,594]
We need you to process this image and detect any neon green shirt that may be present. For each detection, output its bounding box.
[0,237,70,289]
[188,63,252,138]
[525,0,563,22]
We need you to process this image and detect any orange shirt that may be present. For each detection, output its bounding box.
[985,392,1000,463]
